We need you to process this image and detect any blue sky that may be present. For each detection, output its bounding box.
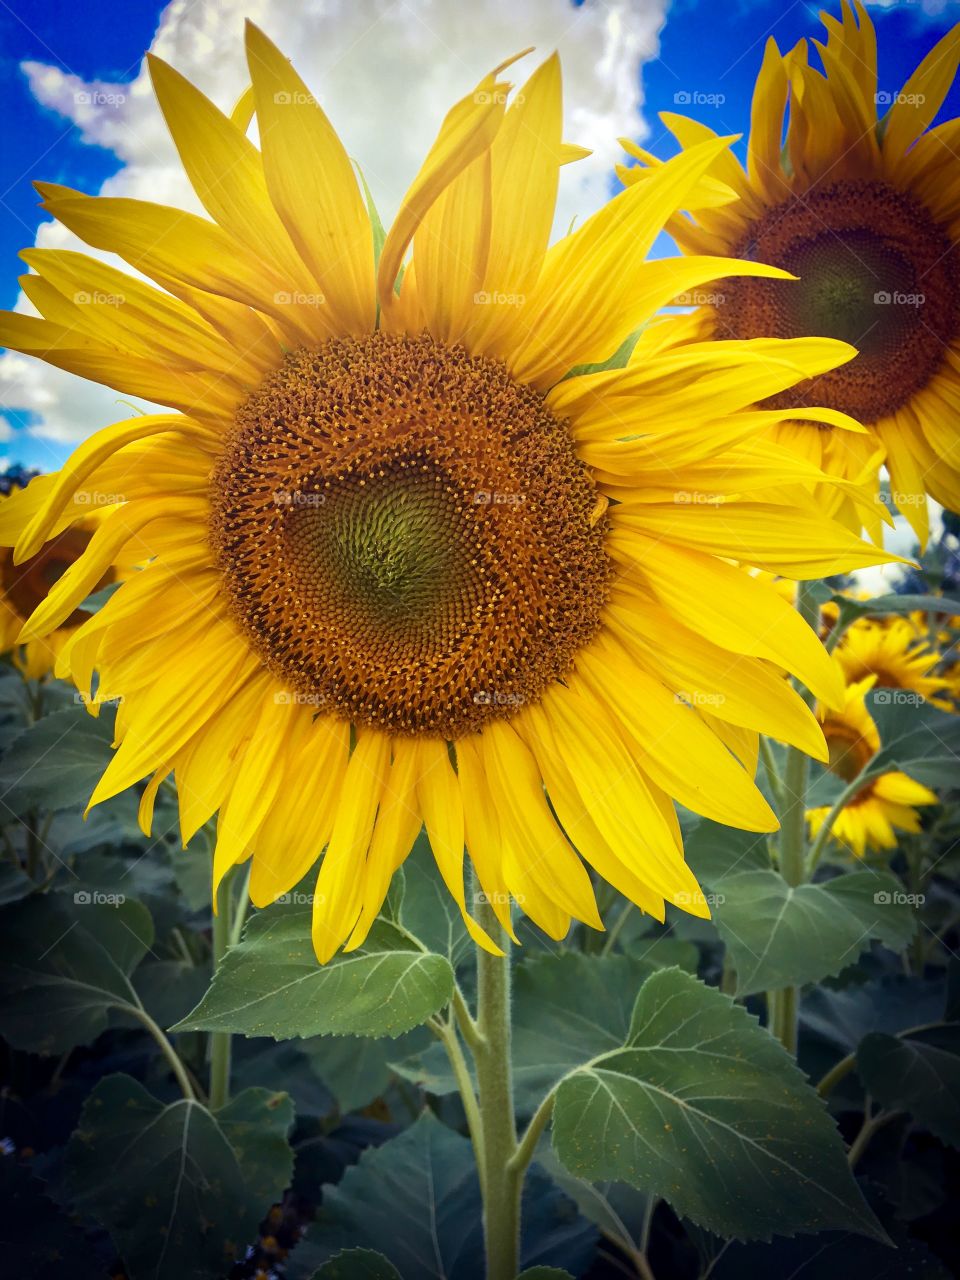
[2,0,960,468]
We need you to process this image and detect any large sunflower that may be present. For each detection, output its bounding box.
[620,1,960,544]
[807,673,937,856]
[0,30,896,960]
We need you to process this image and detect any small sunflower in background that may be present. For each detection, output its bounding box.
[807,673,938,856]
[0,29,897,961]
[835,614,954,709]
[620,0,960,546]
[0,497,114,682]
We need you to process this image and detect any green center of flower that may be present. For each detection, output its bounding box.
[210,333,610,737]
[714,180,959,421]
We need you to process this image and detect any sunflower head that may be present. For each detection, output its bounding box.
[620,0,960,543]
[808,665,937,856]
[0,29,899,961]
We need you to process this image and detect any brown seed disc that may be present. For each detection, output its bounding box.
[210,332,610,737]
[3,525,109,628]
[713,180,959,420]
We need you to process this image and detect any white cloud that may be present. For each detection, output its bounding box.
[2,0,668,455]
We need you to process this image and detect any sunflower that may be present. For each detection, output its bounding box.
[0,29,897,960]
[619,0,960,545]
[807,673,937,856]
[835,614,953,708]
[0,503,114,681]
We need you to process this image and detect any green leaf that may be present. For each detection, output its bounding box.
[684,819,770,885]
[64,1075,294,1280]
[302,1028,431,1112]
[832,591,959,623]
[311,1250,402,1280]
[857,1030,960,1148]
[516,1271,576,1280]
[397,834,471,968]
[552,967,884,1242]
[175,905,454,1039]
[711,870,915,996]
[0,892,153,1053]
[512,953,656,1111]
[0,704,117,811]
[866,692,960,787]
[534,1144,650,1266]
[134,958,212,1029]
[299,1111,595,1278]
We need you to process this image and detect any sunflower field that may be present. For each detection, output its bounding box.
[1,2,960,1278]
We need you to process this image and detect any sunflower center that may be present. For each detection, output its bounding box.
[714,180,959,420]
[210,332,610,737]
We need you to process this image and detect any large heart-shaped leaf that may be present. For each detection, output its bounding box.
[552,968,884,1242]
[711,870,915,996]
[176,905,454,1039]
[64,1074,294,1280]
[857,1029,960,1148]
[0,892,153,1053]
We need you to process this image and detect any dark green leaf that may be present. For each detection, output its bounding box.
[64,1075,294,1280]
[0,892,153,1053]
[552,968,884,1242]
[175,905,454,1039]
[301,1111,595,1279]
[0,704,116,811]
[857,1031,960,1148]
[684,819,770,885]
[303,1028,431,1113]
[398,834,471,967]
[712,870,915,996]
[710,1226,949,1279]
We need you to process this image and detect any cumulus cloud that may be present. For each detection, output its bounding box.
[2,0,668,456]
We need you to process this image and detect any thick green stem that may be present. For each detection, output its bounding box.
[768,580,820,1053]
[208,872,233,1110]
[474,898,521,1280]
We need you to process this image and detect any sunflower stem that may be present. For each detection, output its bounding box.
[768,579,820,1054]
[208,871,234,1111]
[473,895,521,1280]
